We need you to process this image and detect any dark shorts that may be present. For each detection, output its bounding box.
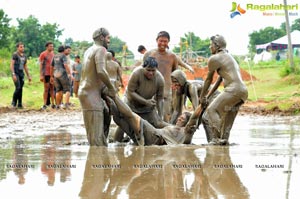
[44,75,51,83]
[54,74,70,93]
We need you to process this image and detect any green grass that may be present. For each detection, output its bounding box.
[244,66,300,102]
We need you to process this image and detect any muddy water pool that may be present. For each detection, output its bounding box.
[0,111,299,199]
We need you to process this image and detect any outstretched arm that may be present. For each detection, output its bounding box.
[177,56,194,74]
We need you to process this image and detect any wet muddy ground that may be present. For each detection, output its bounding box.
[0,110,300,199]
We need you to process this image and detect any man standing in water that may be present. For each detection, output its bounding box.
[143,31,178,122]
[200,34,248,145]
[78,27,117,146]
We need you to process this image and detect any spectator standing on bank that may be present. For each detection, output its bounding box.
[10,42,32,108]
[50,45,73,109]
[39,41,55,110]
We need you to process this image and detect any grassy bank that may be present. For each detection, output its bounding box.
[241,58,300,114]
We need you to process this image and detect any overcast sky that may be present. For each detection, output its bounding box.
[1,0,299,58]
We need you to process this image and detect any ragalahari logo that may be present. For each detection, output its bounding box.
[230,2,246,18]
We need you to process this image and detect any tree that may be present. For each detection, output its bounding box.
[108,36,133,59]
[173,32,210,57]
[248,26,285,52]
[12,15,63,57]
[0,9,12,49]
[291,18,300,31]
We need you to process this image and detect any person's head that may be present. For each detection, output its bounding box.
[93,27,110,49]
[210,34,226,54]
[16,42,25,53]
[107,49,115,58]
[176,112,192,127]
[64,45,71,55]
[171,69,187,91]
[156,31,170,52]
[45,41,54,51]
[58,45,65,53]
[75,55,80,62]
[106,52,113,61]
[138,45,147,54]
[142,56,158,79]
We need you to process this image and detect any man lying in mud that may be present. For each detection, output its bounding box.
[105,94,204,146]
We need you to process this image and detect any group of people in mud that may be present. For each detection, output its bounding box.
[77,27,248,146]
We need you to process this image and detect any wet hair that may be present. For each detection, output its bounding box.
[93,27,109,40]
[16,42,24,48]
[45,41,53,47]
[138,45,146,53]
[58,45,65,53]
[210,34,226,50]
[156,31,170,41]
[142,56,158,68]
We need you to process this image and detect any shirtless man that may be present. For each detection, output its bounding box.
[105,51,124,91]
[199,34,248,145]
[143,31,178,122]
[113,56,168,142]
[107,94,202,146]
[170,69,219,124]
[78,27,116,146]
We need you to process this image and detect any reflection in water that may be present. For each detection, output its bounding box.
[41,132,72,186]
[13,139,29,185]
[79,145,249,199]
[203,146,249,198]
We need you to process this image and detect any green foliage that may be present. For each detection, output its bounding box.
[173,32,210,57]
[291,18,300,31]
[0,49,12,77]
[12,15,63,57]
[249,18,300,53]
[248,26,285,52]
[108,36,134,60]
[0,9,12,49]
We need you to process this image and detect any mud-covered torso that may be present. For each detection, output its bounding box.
[125,66,164,113]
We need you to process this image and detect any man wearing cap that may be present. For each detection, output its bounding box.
[199,34,248,145]
[113,56,168,143]
[78,27,117,146]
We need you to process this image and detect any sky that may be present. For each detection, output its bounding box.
[1,0,299,59]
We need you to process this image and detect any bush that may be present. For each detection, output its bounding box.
[0,48,12,77]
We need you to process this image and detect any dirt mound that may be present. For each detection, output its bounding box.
[185,66,256,82]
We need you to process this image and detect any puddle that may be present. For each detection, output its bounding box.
[0,111,300,198]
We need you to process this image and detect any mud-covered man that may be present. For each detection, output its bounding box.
[143,31,178,122]
[105,51,124,91]
[107,95,202,146]
[170,69,219,124]
[200,34,248,145]
[113,57,168,142]
[78,27,116,146]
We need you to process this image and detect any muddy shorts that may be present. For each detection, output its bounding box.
[54,74,70,93]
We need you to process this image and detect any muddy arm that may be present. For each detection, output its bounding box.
[208,76,222,97]
[188,84,199,110]
[110,96,140,133]
[170,94,183,124]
